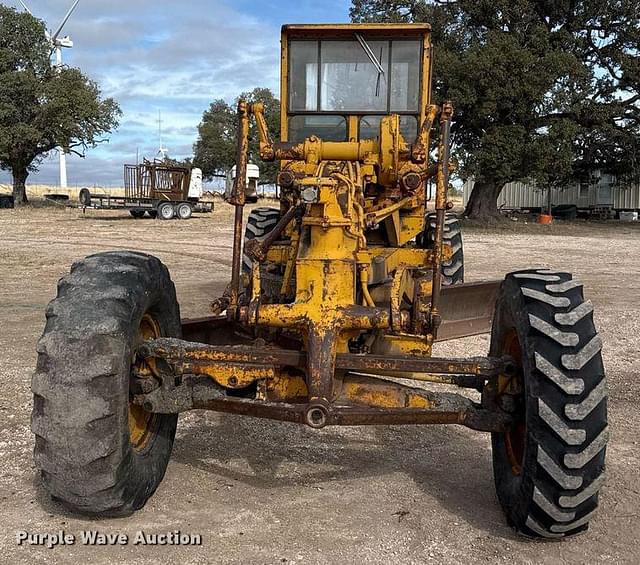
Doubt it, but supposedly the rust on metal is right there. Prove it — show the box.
[135,374,510,432]
[227,101,250,319]
[427,101,454,339]
[243,204,300,264]
[140,337,507,380]
[435,280,502,341]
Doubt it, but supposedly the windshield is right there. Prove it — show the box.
[289,39,422,113]
[321,40,389,111]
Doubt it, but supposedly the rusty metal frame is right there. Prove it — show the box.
[135,375,510,432]
[141,337,507,379]
[134,336,514,432]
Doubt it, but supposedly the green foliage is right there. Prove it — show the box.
[164,156,193,167]
[351,0,640,216]
[192,99,236,180]
[193,87,280,184]
[0,5,121,203]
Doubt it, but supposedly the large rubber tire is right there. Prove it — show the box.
[129,210,145,219]
[418,212,464,285]
[489,269,607,538]
[32,251,181,515]
[242,207,280,273]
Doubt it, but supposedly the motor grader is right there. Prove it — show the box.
[32,23,607,539]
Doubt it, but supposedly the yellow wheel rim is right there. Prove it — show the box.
[128,314,161,451]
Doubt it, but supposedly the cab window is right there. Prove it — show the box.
[359,115,419,141]
[320,40,389,112]
[288,38,422,113]
[288,115,347,143]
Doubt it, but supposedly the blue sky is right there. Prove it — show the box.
[1,0,351,188]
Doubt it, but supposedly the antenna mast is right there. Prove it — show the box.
[157,111,169,160]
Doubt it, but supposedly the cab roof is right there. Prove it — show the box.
[282,23,431,39]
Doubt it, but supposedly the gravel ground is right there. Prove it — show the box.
[0,203,638,564]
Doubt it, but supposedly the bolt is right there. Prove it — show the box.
[305,405,328,429]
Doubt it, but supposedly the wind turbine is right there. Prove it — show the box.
[19,0,81,188]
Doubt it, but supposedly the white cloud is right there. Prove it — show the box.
[2,0,350,186]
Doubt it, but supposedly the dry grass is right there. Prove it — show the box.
[0,183,126,200]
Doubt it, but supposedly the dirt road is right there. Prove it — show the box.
[1,204,638,564]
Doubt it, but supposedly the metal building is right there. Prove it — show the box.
[463,173,640,213]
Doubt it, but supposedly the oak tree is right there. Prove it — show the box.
[0,5,120,204]
[193,87,280,184]
[351,0,640,218]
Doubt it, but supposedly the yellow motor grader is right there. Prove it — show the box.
[32,23,607,538]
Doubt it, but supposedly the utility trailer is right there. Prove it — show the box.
[79,162,213,219]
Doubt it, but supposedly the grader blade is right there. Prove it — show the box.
[435,280,501,341]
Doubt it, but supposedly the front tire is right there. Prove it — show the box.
[242,207,289,303]
[32,252,181,515]
[488,269,607,538]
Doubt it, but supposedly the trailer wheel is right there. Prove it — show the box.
[147,210,157,219]
[78,188,91,207]
[418,212,464,285]
[129,210,145,219]
[157,202,174,220]
[488,269,607,538]
[176,202,193,220]
[32,252,181,515]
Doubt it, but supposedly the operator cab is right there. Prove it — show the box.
[282,24,432,144]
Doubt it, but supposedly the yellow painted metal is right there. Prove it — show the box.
[282,23,432,33]
[129,314,160,451]
[265,244,291,265]
[191,363,275,389]
[338,374,433,409]
[421,32,433,129]
[347,115,359,141]
[368,247,450,284]
[227,24,458,409]
[372,333,433,358]
[279,28,289,142]
[267,371,309,402]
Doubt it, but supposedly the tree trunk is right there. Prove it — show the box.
[12,167,29,205]
[464,180,504,220]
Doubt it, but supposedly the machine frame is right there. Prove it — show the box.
[33,23,607,539]
[132,24,509,431]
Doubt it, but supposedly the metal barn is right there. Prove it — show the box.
[463,173,640,213]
